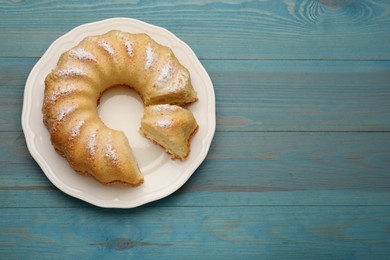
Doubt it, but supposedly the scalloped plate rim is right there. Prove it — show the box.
[21,18,215,208]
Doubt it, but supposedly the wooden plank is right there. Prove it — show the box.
[211,60,390,131]
[0,207,389,259]
[2,58,390,132]
[2,188,390,208]
[1,131,389,207]
[3,131,390,189]
[0,0,389,59]
[0,58,36,131]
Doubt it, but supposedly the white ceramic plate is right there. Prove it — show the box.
[22,18,215,208]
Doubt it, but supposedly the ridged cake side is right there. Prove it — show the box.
[42,30,198,186]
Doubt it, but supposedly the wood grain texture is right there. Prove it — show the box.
[211,59,390,131]
[3,189,390,209]
[1,131,389,207]
[0,0,389,59]
[0,207,389,259]
[1,58,390,132]
[1,0,390,258]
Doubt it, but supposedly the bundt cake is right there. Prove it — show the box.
[140,104,198,160]
[42,30,198,186]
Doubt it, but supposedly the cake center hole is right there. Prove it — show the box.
[97,85,165,171]
[97,85,144,144]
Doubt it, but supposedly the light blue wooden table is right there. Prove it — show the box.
[1,0,390,258]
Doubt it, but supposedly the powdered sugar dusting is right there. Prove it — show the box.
[70,120,85,139]
[151,104,179,112]
[145,45,156,69]
[155,69,188,93]
[49,84,76,104]
[51,104,77,132]
[88,131,97,157]
[155,119,173,128]
[56,68,86,77]
[124,40,133,56]
[57,105,77,122]
[171,70,189,92]
[157,62,172,83]
[98,40,115,56]
[68,48,96,61]
[105,143,117,161]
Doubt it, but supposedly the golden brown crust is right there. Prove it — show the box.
[73,169,144,187]
[140,105,198,160]
[42,30,198,187]
[165,125,198,160]
[181,124,199,160]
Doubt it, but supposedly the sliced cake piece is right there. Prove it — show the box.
[140,104,198,160]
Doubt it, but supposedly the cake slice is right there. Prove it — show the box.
[140,104,198,160]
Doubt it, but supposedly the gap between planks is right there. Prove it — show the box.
[1,56,390,62]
